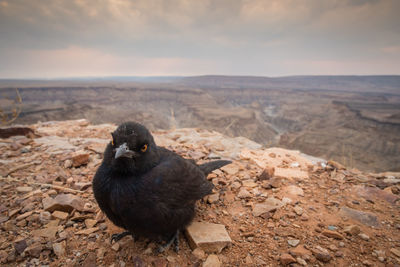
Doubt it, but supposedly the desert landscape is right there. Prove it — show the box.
[1,75,400,172]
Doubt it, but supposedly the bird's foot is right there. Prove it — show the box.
[157,231,179,253]
[110,231,133,244]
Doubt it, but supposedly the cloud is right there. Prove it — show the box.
[0,0,399,77]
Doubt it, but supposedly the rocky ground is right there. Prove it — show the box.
[0,119,399,266]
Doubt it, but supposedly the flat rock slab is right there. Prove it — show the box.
[42,194,85,213]
[253,197,284,216]
[340,207,380,228]
[185,222,231,253]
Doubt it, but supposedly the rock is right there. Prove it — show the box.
[31,226,59,239]
[207,193,219,204]
[185,222,232,253]
[288,239,300,247]
[390,248,400,257]
[203,254,220,267]
[296,257,307,266]
[71,151,90,167]
[339,207,380,228]
[153,259,168,267]
[74,182,92,191]
[289,245,312,258]
[85,219,97,228]
[252,197,284,216]
[0,250,8,263]
[192,248,206,260]
[16,186,33,193]
[52,241,66,257]
[82,252,97,267]
[76,227,99,235]
[268,177,281,188]
[358,233,370,241]
[111,242,120,251]
[242,179,258,188]
[237,188,251,199]
[322,230,344,240]
[344,225,361,235]
[327,160,345,170]
[42,194,85,212]
[315,252,332,263]
[14,238,28,254]
[64,159,73,168]
[24,243,43,257]
[39,211,51,224]
[221,164,239,175]
[283,185,304,197]
[258,166,275,180]
[52,211,69,220]
[16,211,33,221]
[293,206,303,216]
[0,126,35,138]
[280,253,296,265]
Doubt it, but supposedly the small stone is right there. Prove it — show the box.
[258,166,275,180]
[16,211,33,221]
[315,252,332,262]
[192,248,206,260]
[343,225,361,235]
[328,244,338,251]
[85,219,97,228]
[358,233,370,241]
[71,151,90,167]
[284,185,304,197]
[14,238,28,254]
[252,197,284,216]
[269,177,281,188]
[294,206,303,216]
[31,226,59,239]
[186,222,232,253]
[39,211,51,224]
[52,241,66,257]
[16,186,33,193]
[153,259,168,267]
[76,227,99,235]
[52,211,69,220]
[390,248,400,257]
[339,242,345,247]
[203,254,220,267]
[280,253,296,265]
[111,242,120,251]
[24,243,43,257]
[288,239,300,247]
[296,257,307,266]
[207,193,219,204]
[64,159,73,168]
[322,230,344,240]
[237,188,251,199]
[221,164,239,175]
[43,194,85,212]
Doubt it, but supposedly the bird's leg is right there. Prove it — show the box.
[110,231,133,243]
[157,230,179,253]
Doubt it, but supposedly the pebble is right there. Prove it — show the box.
[288,239,300,247]
[185,222,232,253]
[358,233,370,241]
[203,254,220,267]
[280,253,296,265]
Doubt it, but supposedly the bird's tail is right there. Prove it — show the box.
[199,160,232,175]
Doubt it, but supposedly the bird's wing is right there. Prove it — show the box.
[143,155,213,206]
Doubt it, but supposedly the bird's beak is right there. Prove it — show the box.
[115,143,136,159]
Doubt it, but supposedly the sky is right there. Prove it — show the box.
[0,0,399,78]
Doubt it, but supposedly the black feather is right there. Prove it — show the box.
[92,122,231,242]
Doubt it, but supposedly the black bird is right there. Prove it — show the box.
[92,122,231,252]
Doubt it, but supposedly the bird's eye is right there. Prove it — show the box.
[141,144,148,152]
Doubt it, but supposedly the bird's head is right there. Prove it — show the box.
[105,122,159,174]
